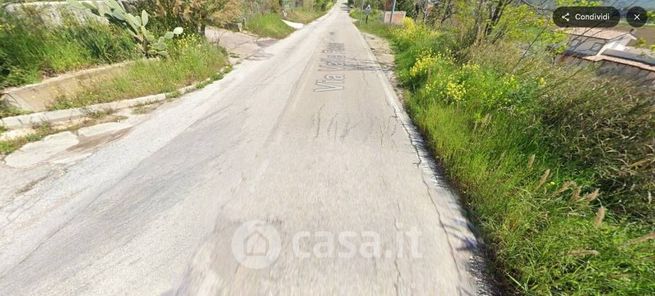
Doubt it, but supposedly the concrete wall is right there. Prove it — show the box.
[1,63,130,112]
[381,11,405,25]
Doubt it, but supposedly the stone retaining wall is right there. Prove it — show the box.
[3,1,108,25]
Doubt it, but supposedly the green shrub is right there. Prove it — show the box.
[133,0,242,35]
[311,0,332,11]
[69,0,184,58]
[60,21,136,63]
[382,20,655,295]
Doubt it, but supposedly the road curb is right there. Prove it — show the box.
[0,66,230,131]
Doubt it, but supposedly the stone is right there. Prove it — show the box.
[77,122,133,141]
[4,131,79,168]
[0,129,35,141]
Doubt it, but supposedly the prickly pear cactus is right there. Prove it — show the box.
[68,0,183,57]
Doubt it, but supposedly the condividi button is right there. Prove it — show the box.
[553,6,621,28]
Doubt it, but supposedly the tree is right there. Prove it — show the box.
[395,0,417,18]
[144,0,242,35]
[69,0,183,57]
[426,0,455,25]
[182,0,242,34]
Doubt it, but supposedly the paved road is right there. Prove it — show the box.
[0,2,484,295]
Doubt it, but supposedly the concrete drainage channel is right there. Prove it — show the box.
[0,66,231,168]
[0,20,298,169]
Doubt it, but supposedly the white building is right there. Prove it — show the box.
[560,28,654,89]
[565,28,637,57]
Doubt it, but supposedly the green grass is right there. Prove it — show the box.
[354,13,655,295]
[0,111,116,156]
[350,9,390,37]
[0,124,53,156]
[0,105,24,119]
[408,99,655,295]
[245,13,295,39]
[285,8,324,24]
[50,35,228,110]
[0,14,137,89]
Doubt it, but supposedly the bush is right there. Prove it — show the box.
[393,20,655,224]
[133,0,242,35]
[539,77,655,221]
[311,0,332,11]
[384,20,655,295]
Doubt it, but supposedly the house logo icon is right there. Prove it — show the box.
[231,220,281,269]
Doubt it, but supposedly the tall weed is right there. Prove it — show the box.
[245,13,294,39]
[386,19,655,294]
[50,35,227,109]
[0,13,136,88]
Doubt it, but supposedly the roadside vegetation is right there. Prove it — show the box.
[0,110,118,156]
[352,1,654,295]
[0,0,328,157]
[0,0,329,95]
[284,0,334,23]
[285,8,324,24]
[0,123,55,155]
[246,13,295,38]
[245,0,333,37]
[0,0,237,118]
[50,35,228,109]
[350,9,388,36]
[0,10,137,89]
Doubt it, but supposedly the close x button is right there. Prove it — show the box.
[553,6,620,28]
[626,7,648,27]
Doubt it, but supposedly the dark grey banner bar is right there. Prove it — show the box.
[553,6,621,28]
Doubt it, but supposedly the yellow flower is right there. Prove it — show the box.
[446,80,466,102]
[403,18,416,31]
[462,63,480,72]
[409,51,437,78]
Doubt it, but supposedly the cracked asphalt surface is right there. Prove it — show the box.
[0,2,485,295]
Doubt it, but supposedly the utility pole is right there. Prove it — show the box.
[388,0,397,23]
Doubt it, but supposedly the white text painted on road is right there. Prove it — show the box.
[315,42,345,92]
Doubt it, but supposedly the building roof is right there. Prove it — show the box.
[622,47,655,58]
[584,54,655,72]
[566,28,637,41]
[603,47,655,66]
